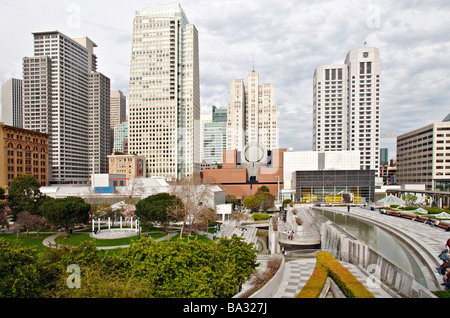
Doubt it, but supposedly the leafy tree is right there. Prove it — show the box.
[257,185,270,193]
[39,196,90,232]
[123,236,258,297]
[137,192,183,231]
[243,194,264,212]
[7,175,43,218]
[255,189,275,211]
[404,193,418,205]
[282,199,292,208]
[0,237,43,297]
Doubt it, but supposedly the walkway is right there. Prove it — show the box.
[42,230,179,249]
[216,220,258,245]
[270,205,450,298]
[277,206,320,248]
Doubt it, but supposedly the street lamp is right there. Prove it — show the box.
[66,202,70,239]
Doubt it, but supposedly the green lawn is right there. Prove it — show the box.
[1,228,212,253]
[0,232,54,251]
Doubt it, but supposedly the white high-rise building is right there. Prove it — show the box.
[22,31,109,184]
[313,47,381,171]
[1,78,23,128]
[313,65,348,152]
[128,3,200,180]
[227,70,278,153]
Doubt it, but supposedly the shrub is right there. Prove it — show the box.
[296,252,375,298]
[252,213,270,221]
[295,262,328,298]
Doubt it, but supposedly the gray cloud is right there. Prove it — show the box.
[1,0,449,162]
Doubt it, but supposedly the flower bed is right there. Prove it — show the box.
[296,251,375,298]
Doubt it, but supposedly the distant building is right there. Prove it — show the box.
[113,122,128,154]
[283,150,361,190]
[203,106,227,164]
[202,149,285,200]
[380,148,388,166]
[397,120,450,191]
[1,78,23,128]
[227,70,278,153]
[0,123,49,189]
[110,90,127,155]
[108,154,146,186]
[88,72,111,174]
[128,3,200,180]
[22,31,109,184]
[293,170,375,204]
[313,47,381,171]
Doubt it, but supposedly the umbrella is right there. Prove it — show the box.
[414,208,428,214]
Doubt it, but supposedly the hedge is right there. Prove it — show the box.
[296,251,375,298]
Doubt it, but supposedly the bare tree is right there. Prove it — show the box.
[15,211,46,237]
[169,175,218,240]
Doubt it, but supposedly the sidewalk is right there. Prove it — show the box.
[42,230,179,249]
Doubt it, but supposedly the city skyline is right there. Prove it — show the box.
[1,1,449,162]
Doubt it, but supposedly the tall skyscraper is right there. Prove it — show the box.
[128,3,200,180]
[227,70,278,153]
[313,47,381,171]
[110,90,127,156]
[88,72,111,174]
[22,31,110,184]
[313,65,348,152]
[1,78,23,128]
[110,90,127,129]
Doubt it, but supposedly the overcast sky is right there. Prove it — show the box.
[1,0,449,161]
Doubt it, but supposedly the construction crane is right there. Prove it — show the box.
[381,129,399,139]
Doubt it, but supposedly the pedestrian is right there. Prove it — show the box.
[439,250,449,261]
[282,246,285,255]
[438,259,450,275]
[442,269,450,290]
[347,205,350,213]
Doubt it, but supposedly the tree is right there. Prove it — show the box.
[39,197,90,232]
[243,194,264,212]
[7,175,43,218]
[255,189,275,212]
[0,237,43,297]
[15,211,46,237]
[137,192,183,231]
[170,175,218,240]
[404,193,418,205]
[0,201,10,229]
[257,185,270,193]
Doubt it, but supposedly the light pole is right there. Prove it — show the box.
[66,202,70,239]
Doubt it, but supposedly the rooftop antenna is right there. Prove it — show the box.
[252,53,255,72]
